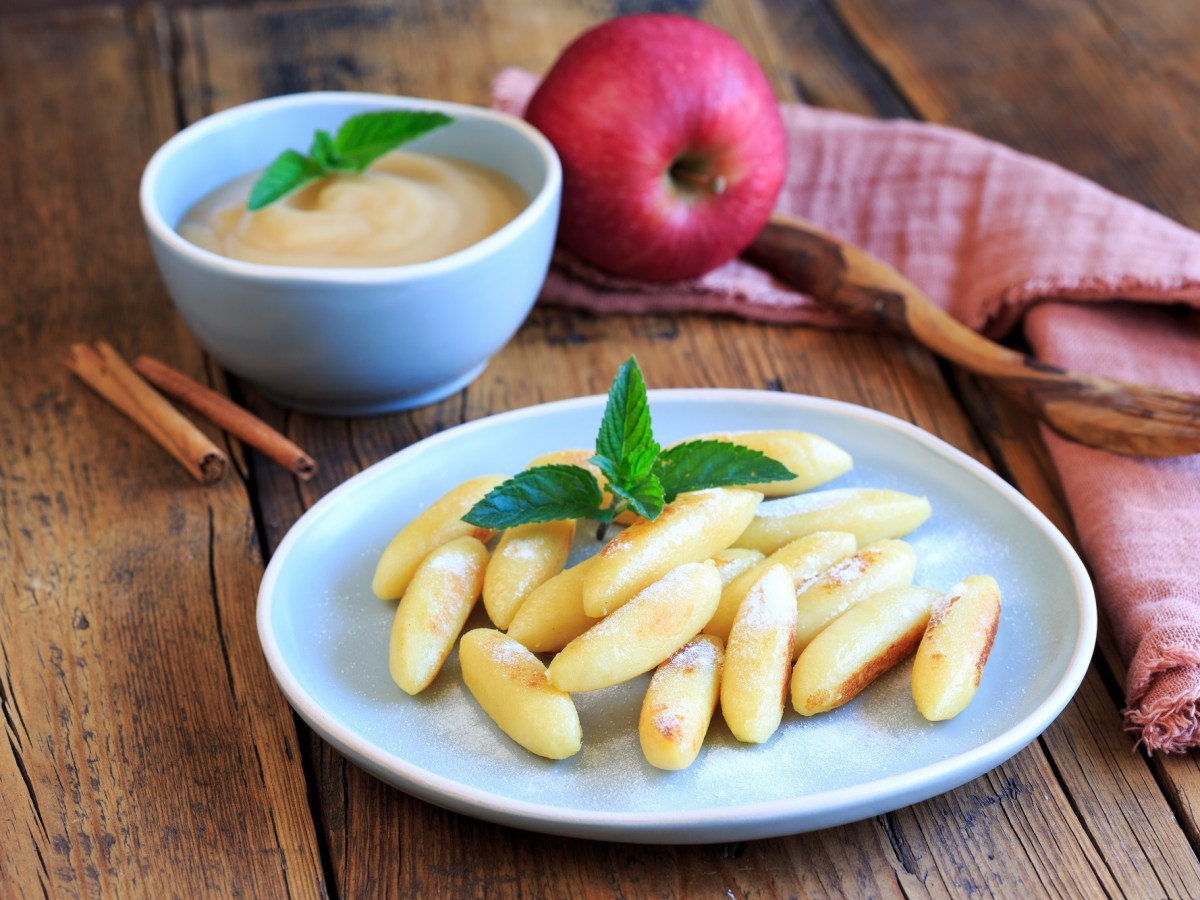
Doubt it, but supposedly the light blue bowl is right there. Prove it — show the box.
[140,92,561,415]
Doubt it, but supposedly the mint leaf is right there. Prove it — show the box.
[586,357,666,533]
[593,357,660,484]
[656,439,796,502]
[589,449,650,488]
[595,357,656,465]
[610,472,664,521]
[246,110,455,210]
[333,110,453,170]
[308,129,337,169]
[246,150,327,211]
[463,464,605,529]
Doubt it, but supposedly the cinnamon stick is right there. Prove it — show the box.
[66,342,228,484]
[133,354,317,481]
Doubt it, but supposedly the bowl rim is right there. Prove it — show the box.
[139,90,562,285]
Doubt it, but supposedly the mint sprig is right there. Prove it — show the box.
[246,110,454,211]
[463,357,797,533]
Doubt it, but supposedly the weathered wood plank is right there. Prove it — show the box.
[759,0,916,118]
[0,6,325,895]
[834,0,1200,226]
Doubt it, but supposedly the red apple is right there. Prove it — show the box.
[525,14,788,283]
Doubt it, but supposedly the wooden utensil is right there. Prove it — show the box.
[743,213,1200,457]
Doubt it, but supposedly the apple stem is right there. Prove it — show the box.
[672,166,727,195]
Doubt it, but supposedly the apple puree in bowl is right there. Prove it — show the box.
[178,150,529,268]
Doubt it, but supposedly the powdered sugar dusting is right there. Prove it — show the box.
[660,636,722,675]
[485,634,540,673]
[734,568,795,634]
[649,707,686,741]
[423,541,484,580]
[500,538,543,561]
[796,550,871,595]
[756,489,856,519]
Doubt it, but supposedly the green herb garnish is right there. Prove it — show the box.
[246,110,454,211]
[464,357,797,535]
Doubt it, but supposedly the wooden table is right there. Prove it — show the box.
[4,0,1200,896]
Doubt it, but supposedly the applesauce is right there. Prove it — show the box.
[177,151,529,267]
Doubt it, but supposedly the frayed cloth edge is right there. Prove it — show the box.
[1123,648,1200,754]
[1124,692,1200,755]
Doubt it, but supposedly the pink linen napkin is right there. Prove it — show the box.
[494,68,1200,753]
[1026,304,1200,752]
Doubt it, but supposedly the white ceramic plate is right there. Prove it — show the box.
[257,390,1095,843]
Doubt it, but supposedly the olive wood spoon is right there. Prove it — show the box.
[743,212,1200,457]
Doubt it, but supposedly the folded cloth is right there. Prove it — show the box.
[1027,304,1200,752]
[495,67,1200,752]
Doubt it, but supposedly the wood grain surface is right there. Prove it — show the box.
[2,0,1199,897]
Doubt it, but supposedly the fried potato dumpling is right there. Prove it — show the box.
[720,565,797,744]
[483,519,575,630]
[583,487,761,617]
[639,634,725,770]
[791,584,940,716]
[372,475,503,600]
[685,429,853,496]
[460,628,582,760]
[388,536,488,695]
[793,539,916,655]
[505,556,601,653]
[912,575,1001,721]
[705,531,857,642]
[733,488,931,555]
[549,561,722,693]
[525,448,597,469]
[709,548,766,585]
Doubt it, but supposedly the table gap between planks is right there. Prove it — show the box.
[2,0,1199,896]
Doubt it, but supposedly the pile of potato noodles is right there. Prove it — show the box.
[372,430,1001,767]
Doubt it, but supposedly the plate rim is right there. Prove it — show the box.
[257,388,1097,841]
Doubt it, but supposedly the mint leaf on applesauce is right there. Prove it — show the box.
[463,357,797,534]
[247,109,454,211]
[246,150,328,211]
[332,110,453,169]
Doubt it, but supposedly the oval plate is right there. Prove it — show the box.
[257,390,1095,843]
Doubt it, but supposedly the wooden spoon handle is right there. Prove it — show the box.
[744,212,1067,382]
[744,212,1200,457]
